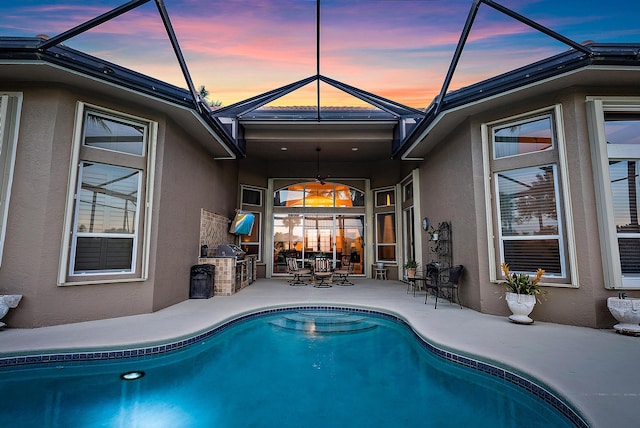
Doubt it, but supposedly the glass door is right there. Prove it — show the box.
[335,215,365,274]
[403,206,415,265]
[303,215,334,263]
[273,214,303,274]
[272,213,365,275]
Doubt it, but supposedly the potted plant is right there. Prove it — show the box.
[404,260,419,278]
[427,225,439,241]
[500,262,545,324]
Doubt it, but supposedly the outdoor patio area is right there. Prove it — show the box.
[1,277,638,427]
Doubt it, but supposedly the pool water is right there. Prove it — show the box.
[0,310,577,427]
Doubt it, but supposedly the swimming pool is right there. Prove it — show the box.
[0,307,586,427]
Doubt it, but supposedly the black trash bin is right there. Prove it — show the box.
[190,264,214,298]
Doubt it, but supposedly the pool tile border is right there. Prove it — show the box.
[0,305,588,428]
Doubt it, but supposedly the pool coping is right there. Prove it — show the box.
[0,304,589,428]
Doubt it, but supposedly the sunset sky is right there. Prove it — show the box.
[1,0,638,109]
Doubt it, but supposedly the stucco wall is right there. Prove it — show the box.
[151,123,238,311]
[0,85,237,327]
[419,87,639,328]
[418,120,482,312]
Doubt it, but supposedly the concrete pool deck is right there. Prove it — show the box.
[1,278,638,427]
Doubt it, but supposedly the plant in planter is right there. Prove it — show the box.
[427,225,439,241]
[404,260,419,278]
[427,225,442,256]
[501,262,545,324]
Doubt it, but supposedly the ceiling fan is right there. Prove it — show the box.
[314,147,330,185]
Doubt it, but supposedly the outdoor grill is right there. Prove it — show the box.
[215,244,245,260]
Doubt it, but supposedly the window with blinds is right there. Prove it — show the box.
[64,105,155,281]
[605,114,640,278]
[495,165,562,274]
[488,109,568,280]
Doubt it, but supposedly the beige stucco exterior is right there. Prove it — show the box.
[0,81,238,328]
[416,82,640,328]
[1,59,640,329]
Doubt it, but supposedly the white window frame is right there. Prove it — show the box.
[492,113,555,160]
[587,97,640,289]
[58,102,157,285]
[0,93,23,267]
[493,164,566,277]
[375,187,395,208]
[482,104,577,287]
[239,210,262,262]
[69,162,143,275]
[241,185,263,207]
[375,211,397,263]
[240,185,264,262]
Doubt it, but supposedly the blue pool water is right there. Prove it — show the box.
[0,309,580,427]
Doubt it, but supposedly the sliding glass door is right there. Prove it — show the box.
[272,214,364,275]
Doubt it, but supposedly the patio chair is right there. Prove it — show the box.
[334,255,354,286]
[313,257,333,288]
[286,257,311,286]
[426,265,464,309]
[407,262,439,297]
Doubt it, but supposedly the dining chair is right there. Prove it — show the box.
[313,257,333,287]
[426,264,464,308]
[286,256,311,286]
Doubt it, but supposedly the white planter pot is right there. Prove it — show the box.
[505,292,536,324]
[607,297,640,335]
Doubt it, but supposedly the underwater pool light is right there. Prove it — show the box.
[120,370,145,381]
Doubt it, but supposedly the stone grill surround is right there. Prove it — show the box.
[199,208,234,256]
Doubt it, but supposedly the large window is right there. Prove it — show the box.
[485,107,570,282]
[495,165,562,274]
[240,185,264,261]
[71,163,141,273]
[274,182,364,207]
[61,105,156,283]
[589,100,640,288]
[376,212,396,262]
[0,94,21,266]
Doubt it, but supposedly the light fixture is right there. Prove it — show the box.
[120,370,145,381]
[352,147,358,151]
[281,147,288,151]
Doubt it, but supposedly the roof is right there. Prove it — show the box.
[0,36,244,159]
[395,42,640,159]
[1,0,639,161]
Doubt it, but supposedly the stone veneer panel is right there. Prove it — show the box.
[196,256,256,296]
[199,209,234,257]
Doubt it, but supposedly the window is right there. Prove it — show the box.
[83,111,145,156]
[588,99,640,288]
[240,212,262,260]
[403,181,413,202]
[376,212,396,262]
[240,185,264,261]
[485,107,571,282]
[495,165,562,274]
[71,163,141,273]
[375,188,395,207]
[242,186,262,206]
[0,94,22,266]
[493,115,553,159]
[608,160,640,277]
[60,104,156,283]
[274,182,364,207]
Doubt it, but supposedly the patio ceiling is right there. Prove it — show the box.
[240,121,397,162]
